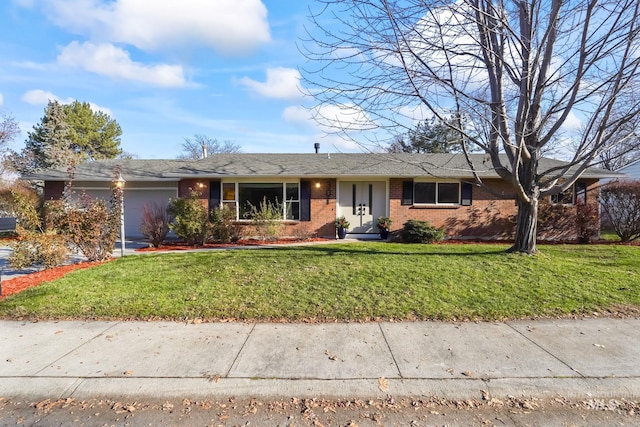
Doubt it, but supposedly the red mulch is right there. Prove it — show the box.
[0,260,110,301]
[136,237,331,252]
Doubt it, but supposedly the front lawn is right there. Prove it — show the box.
[0,242,638,321]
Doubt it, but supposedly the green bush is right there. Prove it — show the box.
[401,219,444,243]
[245,197,284,240]
[210,204,241,243]
[167,191,213,245]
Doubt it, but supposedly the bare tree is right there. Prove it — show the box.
[597,113,640,170]
[177,134,241,160]
[0,113,20,151]
[303,0,640,254]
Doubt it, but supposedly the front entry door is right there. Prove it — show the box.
[338,181,386,233]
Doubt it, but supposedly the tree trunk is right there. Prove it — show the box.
[509,197,539,254]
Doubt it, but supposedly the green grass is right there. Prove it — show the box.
[1,242,639,321]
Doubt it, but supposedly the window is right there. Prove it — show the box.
[551,187,575,205]
[222,182,236,212]
[219,182,300,220]
[551,183,588,206]
[414,182,461,205]
[285,183,300,220]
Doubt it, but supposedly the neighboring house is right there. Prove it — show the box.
[25,153,620,241]
[616,158,640,179]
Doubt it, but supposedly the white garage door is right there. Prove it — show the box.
[81,188,177,238]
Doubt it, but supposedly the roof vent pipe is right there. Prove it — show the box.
[314,142,320,154]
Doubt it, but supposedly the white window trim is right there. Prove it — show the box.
[218,180,301,221]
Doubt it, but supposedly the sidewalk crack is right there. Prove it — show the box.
[33,321,123,376]
[225,322,256,378]
[505,322,584,378]
[378,323,403,378]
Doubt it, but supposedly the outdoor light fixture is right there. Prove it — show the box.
[315,181,321,189]
[196,182,205,189]
[115,172,126,257]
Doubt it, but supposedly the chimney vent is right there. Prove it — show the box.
[314,143,320,154]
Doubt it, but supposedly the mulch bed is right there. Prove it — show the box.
[0,261,110,301]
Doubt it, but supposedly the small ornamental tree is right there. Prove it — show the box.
[46,167,123,261]
[139,201,173,248]
[167,190,213,245]
[600,180,640,242]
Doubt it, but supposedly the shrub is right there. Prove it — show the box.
[139,202,173,248]
[46,191,121,262]
[401,219,444,243]
[10,187,43,232]
[245,197,284,240]
[45,167,123,262]
[167,191,213,245]
[9,230,68,270]
[575,200,599,243]
[210,204,241,243]
[600,180,640,242]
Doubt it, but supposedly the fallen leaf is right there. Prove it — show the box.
[593,343,605,348]
[325,349,338,361]
[378,377,389,392]
[461,371,474,377]
[54,330,63,335]
[123,370,133,376]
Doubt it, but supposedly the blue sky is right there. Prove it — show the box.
[0,0,364,159]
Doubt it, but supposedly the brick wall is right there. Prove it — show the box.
[389,178,602,241]
[178,179,209,208]
[43,181,65,201]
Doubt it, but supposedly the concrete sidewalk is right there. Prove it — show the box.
[1,318,639,401]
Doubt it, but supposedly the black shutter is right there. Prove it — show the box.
[209,180,221,210]
[461,182,473,206]
[401,180,413,205]
[300,180,311,221]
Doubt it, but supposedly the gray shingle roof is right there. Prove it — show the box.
[22,153,622,181]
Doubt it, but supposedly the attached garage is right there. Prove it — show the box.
[72,181,178,238]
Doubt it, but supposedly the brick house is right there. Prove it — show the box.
[30,153,619,241]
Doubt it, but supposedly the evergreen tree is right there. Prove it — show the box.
[7,100,122,176]
[388,116,464,154]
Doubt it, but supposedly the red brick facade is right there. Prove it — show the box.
[43,181,65,201]
[45,175,600,242]
[389,178,601,241]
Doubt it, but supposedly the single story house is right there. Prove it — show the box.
[27,153,620,240]
[615,158,640,179]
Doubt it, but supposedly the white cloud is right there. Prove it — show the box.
[283,105,311,125]
[561,110,583,132]
[283,104,372,151]
[284,104,373,131]
[240,67,303,100]
[57,41,186,87]
[11,0,36,7]
[21,89,60,105]
[21,89,112,116]
[32,0,270,55]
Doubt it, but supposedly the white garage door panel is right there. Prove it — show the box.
[81,189,176,237]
